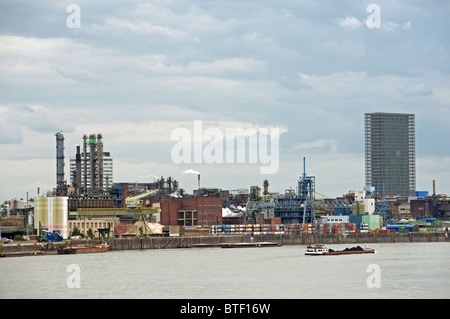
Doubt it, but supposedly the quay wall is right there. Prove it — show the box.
[107,232,447,250]
[0,232,447,253]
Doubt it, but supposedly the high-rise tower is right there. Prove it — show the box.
[365,112,416,196]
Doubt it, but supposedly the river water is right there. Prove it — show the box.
[1,242,449,299]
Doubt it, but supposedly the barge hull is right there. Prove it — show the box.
[325,250,374,255]
[72,246,110,254]
[311,250,375,255]
[180,242,281,249]
[57,245,110,254]
[0,251,46,257]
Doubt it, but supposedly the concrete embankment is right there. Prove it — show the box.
[109,231,448,251]
[0,232,447,253]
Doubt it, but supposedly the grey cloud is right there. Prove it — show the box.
[1,0,450,199]
[399,83,433,97]
[0,105,75,145]
[0,123,23,145]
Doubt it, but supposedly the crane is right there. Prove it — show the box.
[39,221,63,242]
[125,189,160,208]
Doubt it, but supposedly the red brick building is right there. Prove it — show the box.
[151,197,222,226]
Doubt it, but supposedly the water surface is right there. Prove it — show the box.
[1,242,448,299]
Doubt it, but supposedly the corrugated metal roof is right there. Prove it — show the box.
[0,225,27,233]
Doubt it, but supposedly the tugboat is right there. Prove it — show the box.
[305,244,374,255]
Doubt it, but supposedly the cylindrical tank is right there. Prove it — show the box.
[34,197,69,238]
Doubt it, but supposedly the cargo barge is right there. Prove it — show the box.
[221,242,281,248]
[57,244,110,254]
[305,244,375,256]
[0,250,46,257]
[178,242,281,249]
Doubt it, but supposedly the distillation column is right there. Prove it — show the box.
[89,134,97,194]
[83,135,88,194]
[55,132,66,193]
[97,133,104,194]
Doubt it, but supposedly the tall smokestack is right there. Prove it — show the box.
[55,132,65,192]
[75,145,82,194]
[198,174,200,189]
[433,180,436,196]
[303,157,306,178]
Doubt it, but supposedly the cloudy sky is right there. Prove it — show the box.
[1,0,449,202]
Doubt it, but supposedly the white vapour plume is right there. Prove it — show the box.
[139,174,160,179]
[182,169,200,175]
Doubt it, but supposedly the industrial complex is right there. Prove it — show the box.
[1,113,450,246]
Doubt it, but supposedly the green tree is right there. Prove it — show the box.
[71,226,84,238]
[87,228,94,239]
[13,234,25,241]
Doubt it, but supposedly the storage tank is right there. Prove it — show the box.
[362,214,382,230]
[34,197,68,238]
[352,202,365,215]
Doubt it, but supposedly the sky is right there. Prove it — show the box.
[1,0,449,202]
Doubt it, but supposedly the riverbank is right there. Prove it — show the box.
[0,231,447,254]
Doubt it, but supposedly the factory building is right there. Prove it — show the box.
[150,197,222,227]
[68,217,120,238]
[109,178,180,208]
[69,134,113,195]
[68,196,114,212]
[410,197,450,220]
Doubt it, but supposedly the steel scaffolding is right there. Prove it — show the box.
[274,158,315,225]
